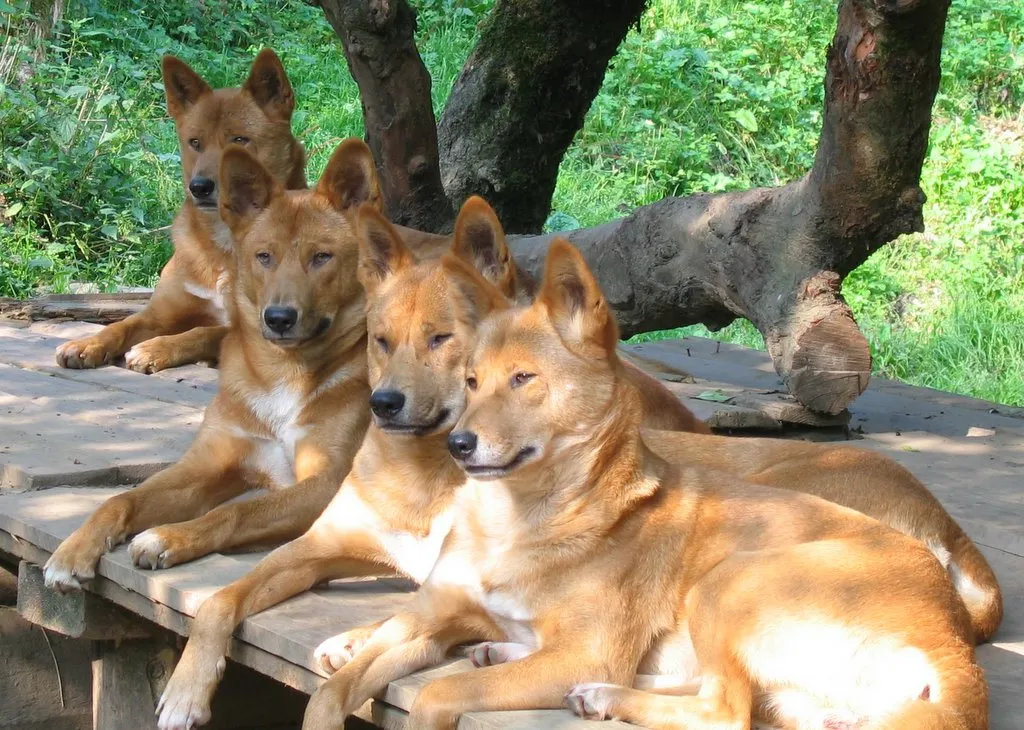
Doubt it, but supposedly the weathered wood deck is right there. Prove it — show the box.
[1,321,1021,729]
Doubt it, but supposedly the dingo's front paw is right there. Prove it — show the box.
[125,337,179,374]
[156,651,226,730]
[313,625,377,677]
[129,527,197,570]
[56,336,117,369]
[565,683,623,722]
[43,535,111,592]
[466,641,533,667]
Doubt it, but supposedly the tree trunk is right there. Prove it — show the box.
[316,0,453,231]
[437,0,648,233]
[511,0,949,414]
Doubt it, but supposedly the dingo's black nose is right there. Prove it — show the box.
[447,431,477,460]
[189,176,216,200]
[263,306,298,334]
[369,389,406,419]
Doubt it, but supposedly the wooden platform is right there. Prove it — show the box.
[1,321,1022,728]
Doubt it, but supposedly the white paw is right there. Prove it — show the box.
[156,655,226,730]
[124,345,144,369]
[124,344,160,374]
[313,631,367,677]
[565,683,619,721]
[129,530,171,570]
[43,554,91,592]
[467,641,534,667]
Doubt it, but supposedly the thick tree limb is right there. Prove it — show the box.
[511,0,950,414]
[437,0,648,233]
[317,0,452,231]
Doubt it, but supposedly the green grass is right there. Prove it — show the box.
[2,0,1023,406]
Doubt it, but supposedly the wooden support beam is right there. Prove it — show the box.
[92,637,172,730]
[17,561,150,640]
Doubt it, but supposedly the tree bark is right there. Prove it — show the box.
[437,0,648,233]
[511,0,950,414]
[316,0,453,231]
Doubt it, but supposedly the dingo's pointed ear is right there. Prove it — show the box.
[162,56,212,119]
[451,196,517,299]
[219,147,280,231]
[358,204,413,293]
[537,239,618,354]
[243,49,295,121]
[440,255,510,325]
[317,138,384,214]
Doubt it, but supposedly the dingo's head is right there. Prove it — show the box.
[448,239,626,478]
[163,49,305,216]
[358,200,510,437]
[219,138,382,348]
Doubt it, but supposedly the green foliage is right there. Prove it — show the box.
[1,0,1022,405]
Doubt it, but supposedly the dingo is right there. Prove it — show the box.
[300,240,991,730]
[44,138,381,590]
[56,49,306,373]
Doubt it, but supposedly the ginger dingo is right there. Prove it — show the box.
[44,138,382,590]
[299,240,991,730]
[56,49,307,373]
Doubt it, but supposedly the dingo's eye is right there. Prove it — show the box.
[311,251,333,268]
[511,372,535,389]
[465,376,478,391]
[255,251,272,267]
[375,336,390,354]
[188,138,201,150]
[428,333,452,350]
[231,136,250,145]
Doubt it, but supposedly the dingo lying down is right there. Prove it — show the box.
[299,240,990,730]
[44,138,384,589]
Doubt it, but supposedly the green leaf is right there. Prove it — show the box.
[694,389,734,403]
[966,156,986,174]
[731,108,758,133]
[4,202,24,218]
[100,225,119,240]
[545,211,582,233]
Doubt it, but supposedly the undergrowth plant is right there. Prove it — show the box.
[1,0,1021,405]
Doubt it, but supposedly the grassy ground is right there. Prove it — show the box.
[1,0,1022,405]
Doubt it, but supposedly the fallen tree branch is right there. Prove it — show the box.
[0,293,152,324]
[511,0,950,414]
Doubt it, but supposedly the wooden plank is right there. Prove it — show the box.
[860,430,1024,544]
[371,698,633,730]
[17,561,149,640]
[0,327,218,408]
[92,638,162,730]
[0,366,201,490]
[0,489,411,677]
[0,293,152,325]
[0,527,336,699]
